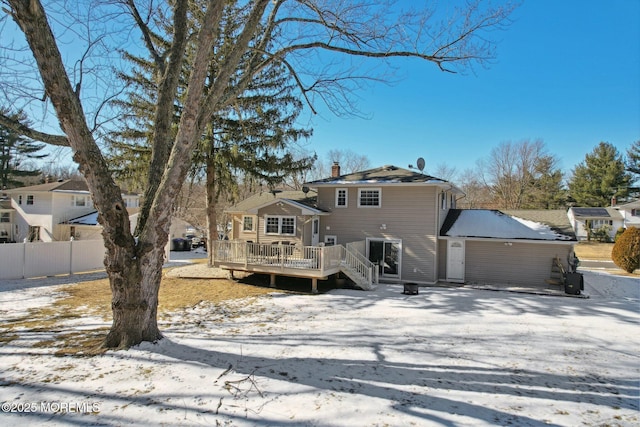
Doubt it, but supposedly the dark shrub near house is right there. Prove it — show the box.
[612,227,640,273]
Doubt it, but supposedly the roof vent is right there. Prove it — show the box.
[382,165,395,171]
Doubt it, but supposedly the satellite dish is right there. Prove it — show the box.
[416,157,425,173]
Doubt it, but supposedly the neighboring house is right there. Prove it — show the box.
[4,180,140,242]
[567,207,623,241]
[0,198,15,243]
[614,200,640,229]
[213,164,576,291]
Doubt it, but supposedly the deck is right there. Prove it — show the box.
[212,241,377,292]
[212,241,345,292]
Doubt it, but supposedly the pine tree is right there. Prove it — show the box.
[627,141,640,176]
[568,142,631,206]
[523,155,566,209]
[107,1,314,256]
[0,109,47,190]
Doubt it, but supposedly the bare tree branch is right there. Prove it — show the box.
[0,112,69,147]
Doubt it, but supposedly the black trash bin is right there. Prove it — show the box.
[403,283,419,295]
[564,272,584,295]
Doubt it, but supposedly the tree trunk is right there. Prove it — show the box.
[206,155,218,267]
[101,229,165,349]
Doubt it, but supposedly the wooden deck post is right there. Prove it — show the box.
[312,278,318,293]
[270,273,276,287]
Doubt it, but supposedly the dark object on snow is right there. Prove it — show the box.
[403,283,419,295]
[564,272,584,295]
[171,238,190,251]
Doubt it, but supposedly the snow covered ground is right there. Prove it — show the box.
[0,266,638,427]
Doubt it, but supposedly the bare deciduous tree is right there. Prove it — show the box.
[0,0,516,348]
[478,139,561,209]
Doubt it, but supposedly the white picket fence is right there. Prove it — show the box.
[0,240,106,280]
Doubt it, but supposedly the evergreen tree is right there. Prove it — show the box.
[523,155,566,209]
[568,142,631,206]
[0,108,47,190]
[627,141,640,177]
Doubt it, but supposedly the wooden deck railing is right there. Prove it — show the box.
[212,241,344,275]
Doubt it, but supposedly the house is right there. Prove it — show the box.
[567,207,623,241]
[213,164,577,292]
[614,200,640,230]
[3,179,140,242]
[0,198,15,243]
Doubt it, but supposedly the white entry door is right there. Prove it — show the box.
[446,239,465,282]
[311,217,320,246]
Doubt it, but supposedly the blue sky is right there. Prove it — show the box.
[299,0,640,177]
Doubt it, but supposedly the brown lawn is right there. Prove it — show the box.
[573,242,613,261]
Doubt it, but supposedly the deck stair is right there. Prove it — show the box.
[340,245,377,290]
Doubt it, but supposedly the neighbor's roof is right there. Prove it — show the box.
[616,200,640,210]
[307,165,459,189]
[66,211,99,225]
[4,179,90,193]
[569,207,622,219]
[503,209,576,240]
[4,180,141,196]
[225,190,323,214]
[64,209,139,226]
[441,209,576,241]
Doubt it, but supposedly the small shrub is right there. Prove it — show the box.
[614,227,625,242]
[591,225,612,243]
[611,227,640,273]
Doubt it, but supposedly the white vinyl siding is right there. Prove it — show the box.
[358,188,381,208]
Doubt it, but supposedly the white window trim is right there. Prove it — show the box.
[357,188,381,208]
[242,215,255,232]
[324,235,337,246]
[26,194,34,205]
[335,188,348,208]
[71,195,88,207]
[264,215,296,236]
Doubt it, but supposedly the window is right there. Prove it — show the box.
[0,212,9,223]
[28,225,40,242]
[71,195,87,207]
[242,216,255,232]
[281,217,295,235]
[324,235,337,246]
[358,188,381,207]
[26,195,34,205]
[335,188,347,208]
[591,219,613,228]
[632,209,639,217]
[265,216,280,234]
[440,192,447,210]
[124,197,138,208]
[18,195,22,205]
[264,215,296,236]
[450,194,456,209]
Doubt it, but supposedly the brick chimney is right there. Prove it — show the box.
[331,162,341,178]
[611,195,617,207]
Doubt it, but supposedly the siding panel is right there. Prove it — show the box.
[317,186,441,283]
[465,241,573,287]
